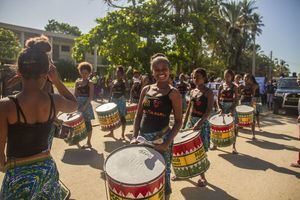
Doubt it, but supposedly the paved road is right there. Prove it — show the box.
[1,101,299,200]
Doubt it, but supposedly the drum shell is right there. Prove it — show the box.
[96,104,121,131]
[236,105,254,127]
[105,145,166,200]
[125,103,138,125]
[210,115,235,147]
[172,131,210,179]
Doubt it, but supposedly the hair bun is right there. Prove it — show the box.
[25,35,51,53]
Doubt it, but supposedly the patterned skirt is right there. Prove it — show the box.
[77,96,95,121]
[112,96,127,117]
[1,157,66,200]
[140,128,172,194]
[185,117,210,152]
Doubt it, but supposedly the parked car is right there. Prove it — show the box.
[273,77,300,114]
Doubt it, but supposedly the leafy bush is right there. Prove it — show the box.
[55,59,78,81]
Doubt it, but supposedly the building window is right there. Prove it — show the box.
[61,45,70,52]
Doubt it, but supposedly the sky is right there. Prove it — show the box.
[0,0,299,74]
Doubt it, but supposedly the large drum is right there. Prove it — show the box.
[96,103,121,131]
[236,105,254,127]
[105,145,166,200]
[210,114,235,147]
[57,112,87,145]
[172,129,210,179]
[125,103,138,125]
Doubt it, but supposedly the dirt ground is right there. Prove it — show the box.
[1,101,299,200]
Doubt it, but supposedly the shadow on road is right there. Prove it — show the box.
[61,148,104,170]
[246,139,300,152]
[259,130,298,141]
[104,139,129,153]
[219,153,300,178]
[181,180,237,200]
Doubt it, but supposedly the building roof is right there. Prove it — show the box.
[0,21,77,40]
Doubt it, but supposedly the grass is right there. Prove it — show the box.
[63,81,75,88]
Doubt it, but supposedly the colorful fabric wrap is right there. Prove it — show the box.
[77,96,95,132]
[1,156,66,200]
[111,96,127,117]
[185,117,210,152]
[139,127,172,194]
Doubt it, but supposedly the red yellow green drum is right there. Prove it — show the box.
[209,114,235,147]
[105,145,166,200]
[172,129,210,179]
[125,103,138,125]
[236,105,254,127]
[57,112,87,145]
[96,103,121,131]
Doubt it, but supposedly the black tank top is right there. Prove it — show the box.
[140,86,173,133]
[112,80,126,99]
[240,86,252,103]
[220,83,235,102]
[7,94,55,158]
[254,87,260,97]
[76,81,90,97]
[191,89,208,118]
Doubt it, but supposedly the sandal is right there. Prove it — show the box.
[81,144,92,149]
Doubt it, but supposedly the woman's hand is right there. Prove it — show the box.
[48,63,60,84]
[154,142,169,152]
[130,137,139,144]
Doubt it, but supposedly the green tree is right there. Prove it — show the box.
[0,28,21,64]
[45,19,82,36]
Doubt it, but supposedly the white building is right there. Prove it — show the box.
[0,22,104,71]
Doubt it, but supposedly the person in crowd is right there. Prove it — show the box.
[131,53,182,196]
[75,62,95,149]
[176,73,189,113]
[106,66,127,139]
[0,35,77,199]
[266,79,276,110]
[213,69,238,153]
[239,73,259,139]
[182,68,213,187]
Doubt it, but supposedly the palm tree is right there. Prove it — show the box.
[250,13,264,75]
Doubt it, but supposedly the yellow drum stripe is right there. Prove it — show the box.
[172,148,206,167]
[211,131,234,139]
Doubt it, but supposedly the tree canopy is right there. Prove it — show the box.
[0,28,21,65]
[72,0,290,77]
[45,19,82,36]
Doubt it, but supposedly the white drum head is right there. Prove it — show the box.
[58,112,81,122]
[105,145,165,185]
[236,105,254,113]
[209,114,233,126]
[96,103,117,112]
[174,129,199,144]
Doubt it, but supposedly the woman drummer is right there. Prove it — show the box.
[213,69,238,153]
[75,62,95,149]
[0,35,77,198]
[239,73,258,139]
[181,68,213,187]
[131,54,182,196]
[106,66,127,139]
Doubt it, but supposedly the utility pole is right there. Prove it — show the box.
[268,51,273,79]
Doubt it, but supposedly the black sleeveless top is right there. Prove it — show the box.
[176,81,188,95]
[254,87,260,98]
[220,83,235,102]
[131,82,141,100]
[112,80,126,99]
[191,89,208,118]
[240,86,252,103]
[140,86,173,133]
[7,94,55,158]
[76,81,90,97]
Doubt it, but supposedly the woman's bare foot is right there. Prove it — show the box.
[81,143,92,149]
[291,162,300,168]
[197,179,207,187]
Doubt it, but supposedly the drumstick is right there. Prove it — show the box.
[222,114,226,124]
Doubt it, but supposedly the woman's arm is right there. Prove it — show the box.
[0,100,8,171]
[132,86,149,141]
[217,85,223,112]
[194,89,213,129]
[48,64,77,114]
